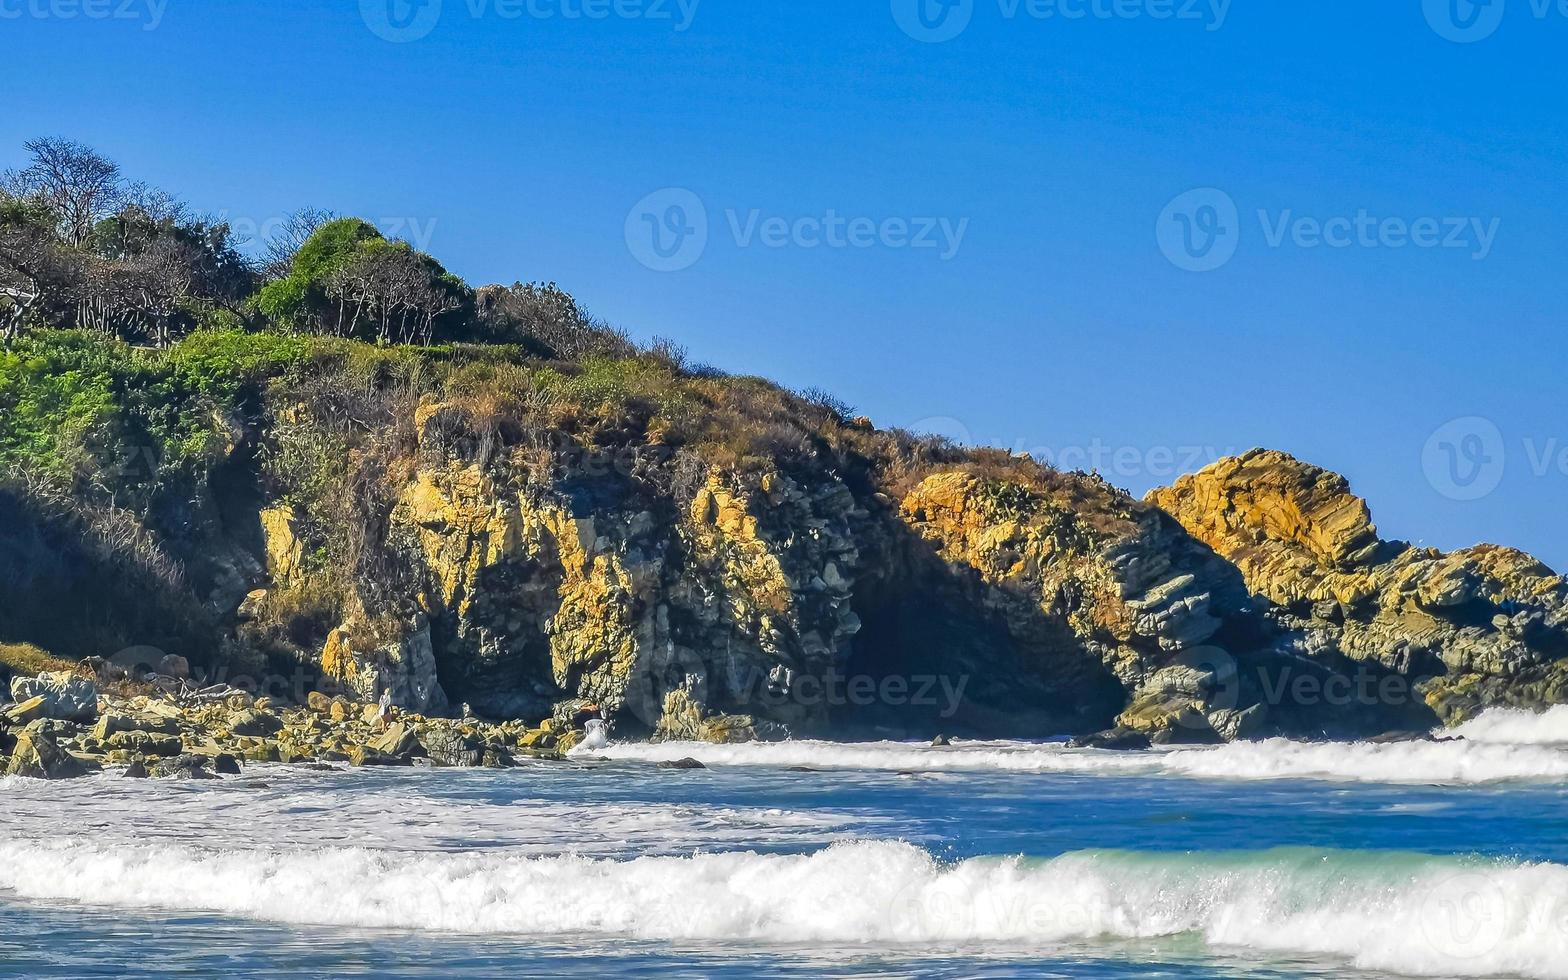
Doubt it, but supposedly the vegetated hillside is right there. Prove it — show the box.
[3,138,1565,744]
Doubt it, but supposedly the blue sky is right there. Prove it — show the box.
[3,0,1564,568]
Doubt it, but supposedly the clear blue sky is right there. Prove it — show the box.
[4,0,1564,569]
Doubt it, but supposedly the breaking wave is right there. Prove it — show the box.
[0,772,861,855]
[587,705,1568,785]
[589,735,1568,785]
[1452,705,1568,745]
[1,839,1565,978]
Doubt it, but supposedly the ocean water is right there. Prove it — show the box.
[5,707,1568,978]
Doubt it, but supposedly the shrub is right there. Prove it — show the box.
[0,641,77,681]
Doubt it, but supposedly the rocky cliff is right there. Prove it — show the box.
[2,334,1563,747]
[1149,449,1568,726]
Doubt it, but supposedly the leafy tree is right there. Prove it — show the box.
[260,219,469,343]
[254,218,382,330]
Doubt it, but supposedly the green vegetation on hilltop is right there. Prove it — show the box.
[0,136,1129,676]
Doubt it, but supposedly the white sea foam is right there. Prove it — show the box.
[1452,704,1568,745]
[0,772,859,855]
[1,838,1565,979]
[587,707,1568,786]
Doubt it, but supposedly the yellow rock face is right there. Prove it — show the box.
[1149,449,1568,720]
[258,505,305,584]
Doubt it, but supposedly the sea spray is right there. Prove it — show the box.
[3,840,1567,978]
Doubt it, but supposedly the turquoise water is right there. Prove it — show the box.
[4,726,1568,978]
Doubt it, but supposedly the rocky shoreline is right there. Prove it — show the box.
[1,666,584,781]
[6,445,1568,778]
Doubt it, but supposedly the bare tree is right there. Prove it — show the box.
[121,182,188,226]
[5,138,124,247]
[261,207,334,281]
[475,281,634,359]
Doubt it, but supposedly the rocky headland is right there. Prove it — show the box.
[2,163,1563,776]
[4,386,1565,781]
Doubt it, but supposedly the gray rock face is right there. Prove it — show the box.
[418,727,483,767]
[9,672,99,723]
[5,725,100,779]
[322,622,448,715]
[1150,449,1568,727]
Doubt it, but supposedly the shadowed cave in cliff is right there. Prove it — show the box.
[831,554,1129,740]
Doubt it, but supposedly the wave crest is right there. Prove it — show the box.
[2,840,1566,978]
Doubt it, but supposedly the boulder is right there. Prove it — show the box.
[158,655,191,680]
[349,746,412,767]
[149,754,217,780]
[9,672,98,723]
[419,727,483,767]
[228,708,283,737]
[320,622,447,714]
[4,696,46,725]
[105,731,183,757]
[5,727,99,779]
[368,722,419,757]
[93,712,181,739]
[1069,728,1152,751]
[657,757,707,770]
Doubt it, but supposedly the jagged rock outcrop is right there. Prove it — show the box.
[320,620,448,715]
[10,671,99,723]
[1150,449,1568,723]
[386,403,868,739]
[891,470,1280,741]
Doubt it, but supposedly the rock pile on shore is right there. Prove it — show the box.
[0,667,584,781]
